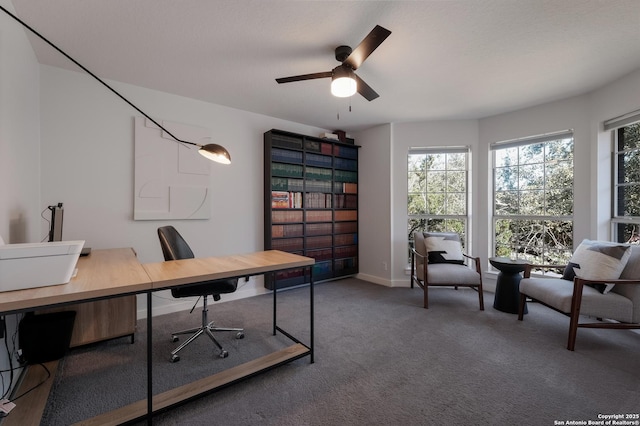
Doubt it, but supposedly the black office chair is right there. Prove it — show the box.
[157,226,244,362]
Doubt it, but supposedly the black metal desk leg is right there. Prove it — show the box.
[272,279,277,336]
[309,267,314,364]
[147,291,153,424]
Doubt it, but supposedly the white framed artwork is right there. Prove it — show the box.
[134,116,212,220]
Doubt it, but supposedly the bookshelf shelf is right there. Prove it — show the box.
[264,129,359,289]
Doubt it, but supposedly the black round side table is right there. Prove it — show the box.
[490,257,529,314]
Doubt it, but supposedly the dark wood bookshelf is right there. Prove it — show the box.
[264,129,359,289]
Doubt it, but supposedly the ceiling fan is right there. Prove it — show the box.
[276,25,391,101]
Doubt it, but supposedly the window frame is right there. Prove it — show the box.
[407,147,471,260]
[610,120,640,244]
[490,130,575,264]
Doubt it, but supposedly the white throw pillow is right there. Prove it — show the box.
[423,232,464,264]
[562,239,632,293]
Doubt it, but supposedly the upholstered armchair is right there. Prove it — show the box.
[410,232,484,310]
[518,240,640,350]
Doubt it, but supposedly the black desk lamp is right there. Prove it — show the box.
[0,5,231,165]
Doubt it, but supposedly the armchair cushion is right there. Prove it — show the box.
[519,277,634,323]
[423,232,464,264]
[561,239,632,293]
[425,263,481,285]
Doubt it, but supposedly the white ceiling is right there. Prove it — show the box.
[8,0,640,132]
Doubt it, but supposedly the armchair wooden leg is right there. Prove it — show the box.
[478,285,484,311]
[517,293,527,321]
[423,285,429,309]
[567,311,579,351]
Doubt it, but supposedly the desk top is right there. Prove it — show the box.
[0,249,315,314]
[144,250,314,290]
[0,248,152,314]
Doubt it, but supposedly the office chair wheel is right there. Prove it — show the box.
[236,332,244,339]
[219,350,229,358]
[170,354,180,363]
[171,335,179,342]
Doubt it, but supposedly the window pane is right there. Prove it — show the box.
[495,167,518,191]
[495,191,518,215]
[546,162,573,189]
[494,218,573,263]
[426,193,445,214]
[426,171,446,192]
[519,164,544,190]
[617,185,640,216]
[614,222,640,244]
[520,191,544,215]
[408,172,425,193]
[495,147,517,168]
[619,124,640,150]
[427,153,446,170]
[408,193,426,214]
[546,189,573,216]
[448,153,466,170]
[408,154,425,172]
[519,143,544,165]
[447,193,466,215]
[447,171,466,192]
[546,138,573,162]
[619,151,640,183]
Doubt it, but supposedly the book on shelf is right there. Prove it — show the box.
[271,191,289,208]
[305,210,332,222]
[272,210,303,223]
[304,192,332,208]
[272,224,304,238]
[272,134,303,149]
[306,235,333,249]
[305,222,332,235]
[334,210,357,221]
[272,148,303,163]
[271,191,302,208]
[271,237,304,251]
[334,221,358,234]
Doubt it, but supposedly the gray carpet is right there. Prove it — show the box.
[41,278,640,425]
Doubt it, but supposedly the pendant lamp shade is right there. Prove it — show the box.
[198,144,231,164]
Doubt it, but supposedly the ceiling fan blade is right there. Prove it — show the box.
[355,74,379,101]
[343,25,391,71]
[276,71,332,84]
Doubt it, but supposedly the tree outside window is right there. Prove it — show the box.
[408,148,469,261]
[492,133,574,264]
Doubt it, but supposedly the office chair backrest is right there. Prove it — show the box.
[157,226,195,261]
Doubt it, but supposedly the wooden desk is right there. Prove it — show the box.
[1,248,151,426]
[2,248,314,425]
[0,248,151,314]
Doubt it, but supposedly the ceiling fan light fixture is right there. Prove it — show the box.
[331,66,357,98]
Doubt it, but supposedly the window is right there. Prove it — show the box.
[491,131,574,264]
[612,121,640,244]
[408,148,469,259]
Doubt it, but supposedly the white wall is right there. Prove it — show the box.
[355,124,393,285]
[0,0,41,244]
[0,0,41,399]
[38,65,328,316]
